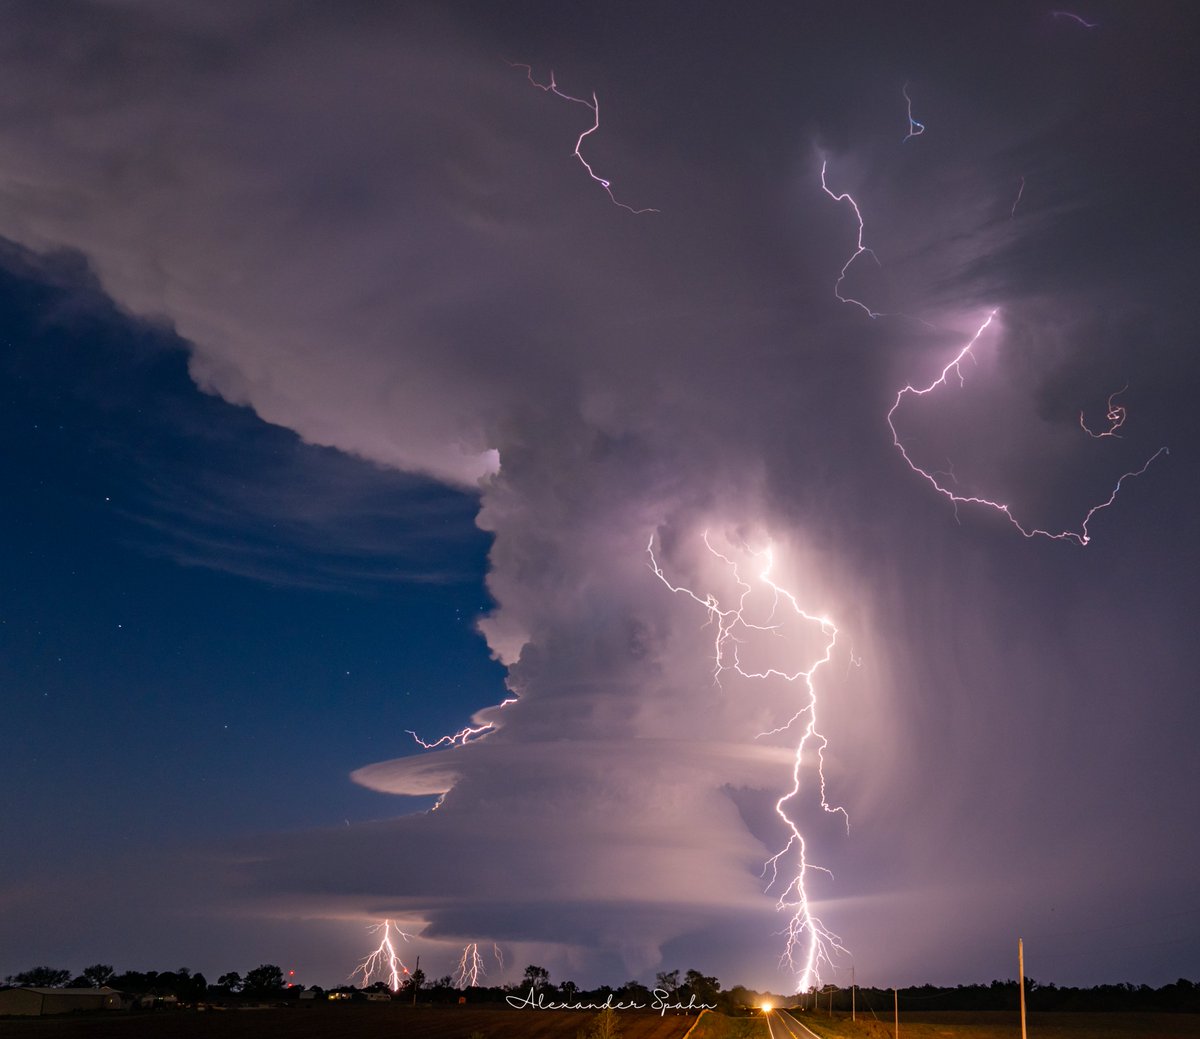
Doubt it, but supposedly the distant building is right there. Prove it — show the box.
[0,986,124,1016]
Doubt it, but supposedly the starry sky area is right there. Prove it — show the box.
[1,0,1197,993]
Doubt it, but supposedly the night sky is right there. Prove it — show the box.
[1,0,1197,994]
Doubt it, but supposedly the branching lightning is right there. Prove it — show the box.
[887,312,1168,544]
[406,697,518,749]
[455,943,486,988]
[818,158,1166,543]
[902,82,925,142]
[648,532,849,990]
[820,160,882,318]
[352,919,413,991]
[508,62,659,214]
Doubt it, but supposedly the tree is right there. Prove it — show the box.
[216,971,243,993]
[655,969,680,995]
[522,964,550,992]
[402,966,426,999]
[682,969,720,1006]
[617,979,653,1004]
[81,964,115,988]
[5,967,71,988]
[243,964,284,995]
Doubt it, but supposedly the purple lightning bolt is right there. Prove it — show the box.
[508,62,659,215]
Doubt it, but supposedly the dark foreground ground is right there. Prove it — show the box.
[782,1008,1200,1038]
[0,1003,700,1038]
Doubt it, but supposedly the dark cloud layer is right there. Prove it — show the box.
[1,0,1196,990]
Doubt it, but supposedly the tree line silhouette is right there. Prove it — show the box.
[4,961,1199,1013]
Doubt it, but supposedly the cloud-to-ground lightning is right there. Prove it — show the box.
[508,62,659,214]
[1080,385,1128,438]
[352,919,413,991]
[455,943,486,989]
[887,312,1168,544]
[453,942,500,988]
[819,160,882,319]
[902,82,925,142]
[648,533,849,991]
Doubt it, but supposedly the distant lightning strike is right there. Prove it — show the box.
[456,943,486,989]
[648,533,848,990]
[820,160,882,319]
[887,312,1168,544]
[902,82,925,142]
[353,919,412,991]
[508,62,659,214]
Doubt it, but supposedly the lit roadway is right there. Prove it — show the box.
[763,1006,824,1039]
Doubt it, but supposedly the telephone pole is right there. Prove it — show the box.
[851,966,856,1022]
[1018,939,1027,1039]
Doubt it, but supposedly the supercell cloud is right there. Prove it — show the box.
[0,0,1196,988]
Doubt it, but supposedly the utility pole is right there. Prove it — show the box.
[851,966,856,1023]
[412,956,420,1007]
[1018,939,1027,1039]
[893,986,899,1039]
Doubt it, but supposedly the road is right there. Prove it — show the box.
[764,1007,826,1039]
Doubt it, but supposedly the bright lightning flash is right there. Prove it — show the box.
[509,62,659,214]
[649,532,849,991]
[352,919,413,991]
[455,943,486,989]
[407,697,518,750]
[887,312,1167,544]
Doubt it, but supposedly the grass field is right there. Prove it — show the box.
[0,1003,700,1039]
[1,1006,1195,1039]
[775,1008,1200,1038]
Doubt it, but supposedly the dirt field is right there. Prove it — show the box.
[781,1008,1200,1038]
[0,1003,702,1039]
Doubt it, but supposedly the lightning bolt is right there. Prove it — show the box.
[1080,385,1129,438]
[406,697,518,749]
[455,943,486,988]
[820,160,883,319]
[887,312,1168,544]
[648,532,849,991]
[508,62,659,214]
[902,82,925,142]
[352,919,413,991]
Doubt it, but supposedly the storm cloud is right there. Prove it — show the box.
[0,0,1195,989]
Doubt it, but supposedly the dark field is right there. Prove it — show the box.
[785,1009,1200,1038]
[0,1004,701,1038]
